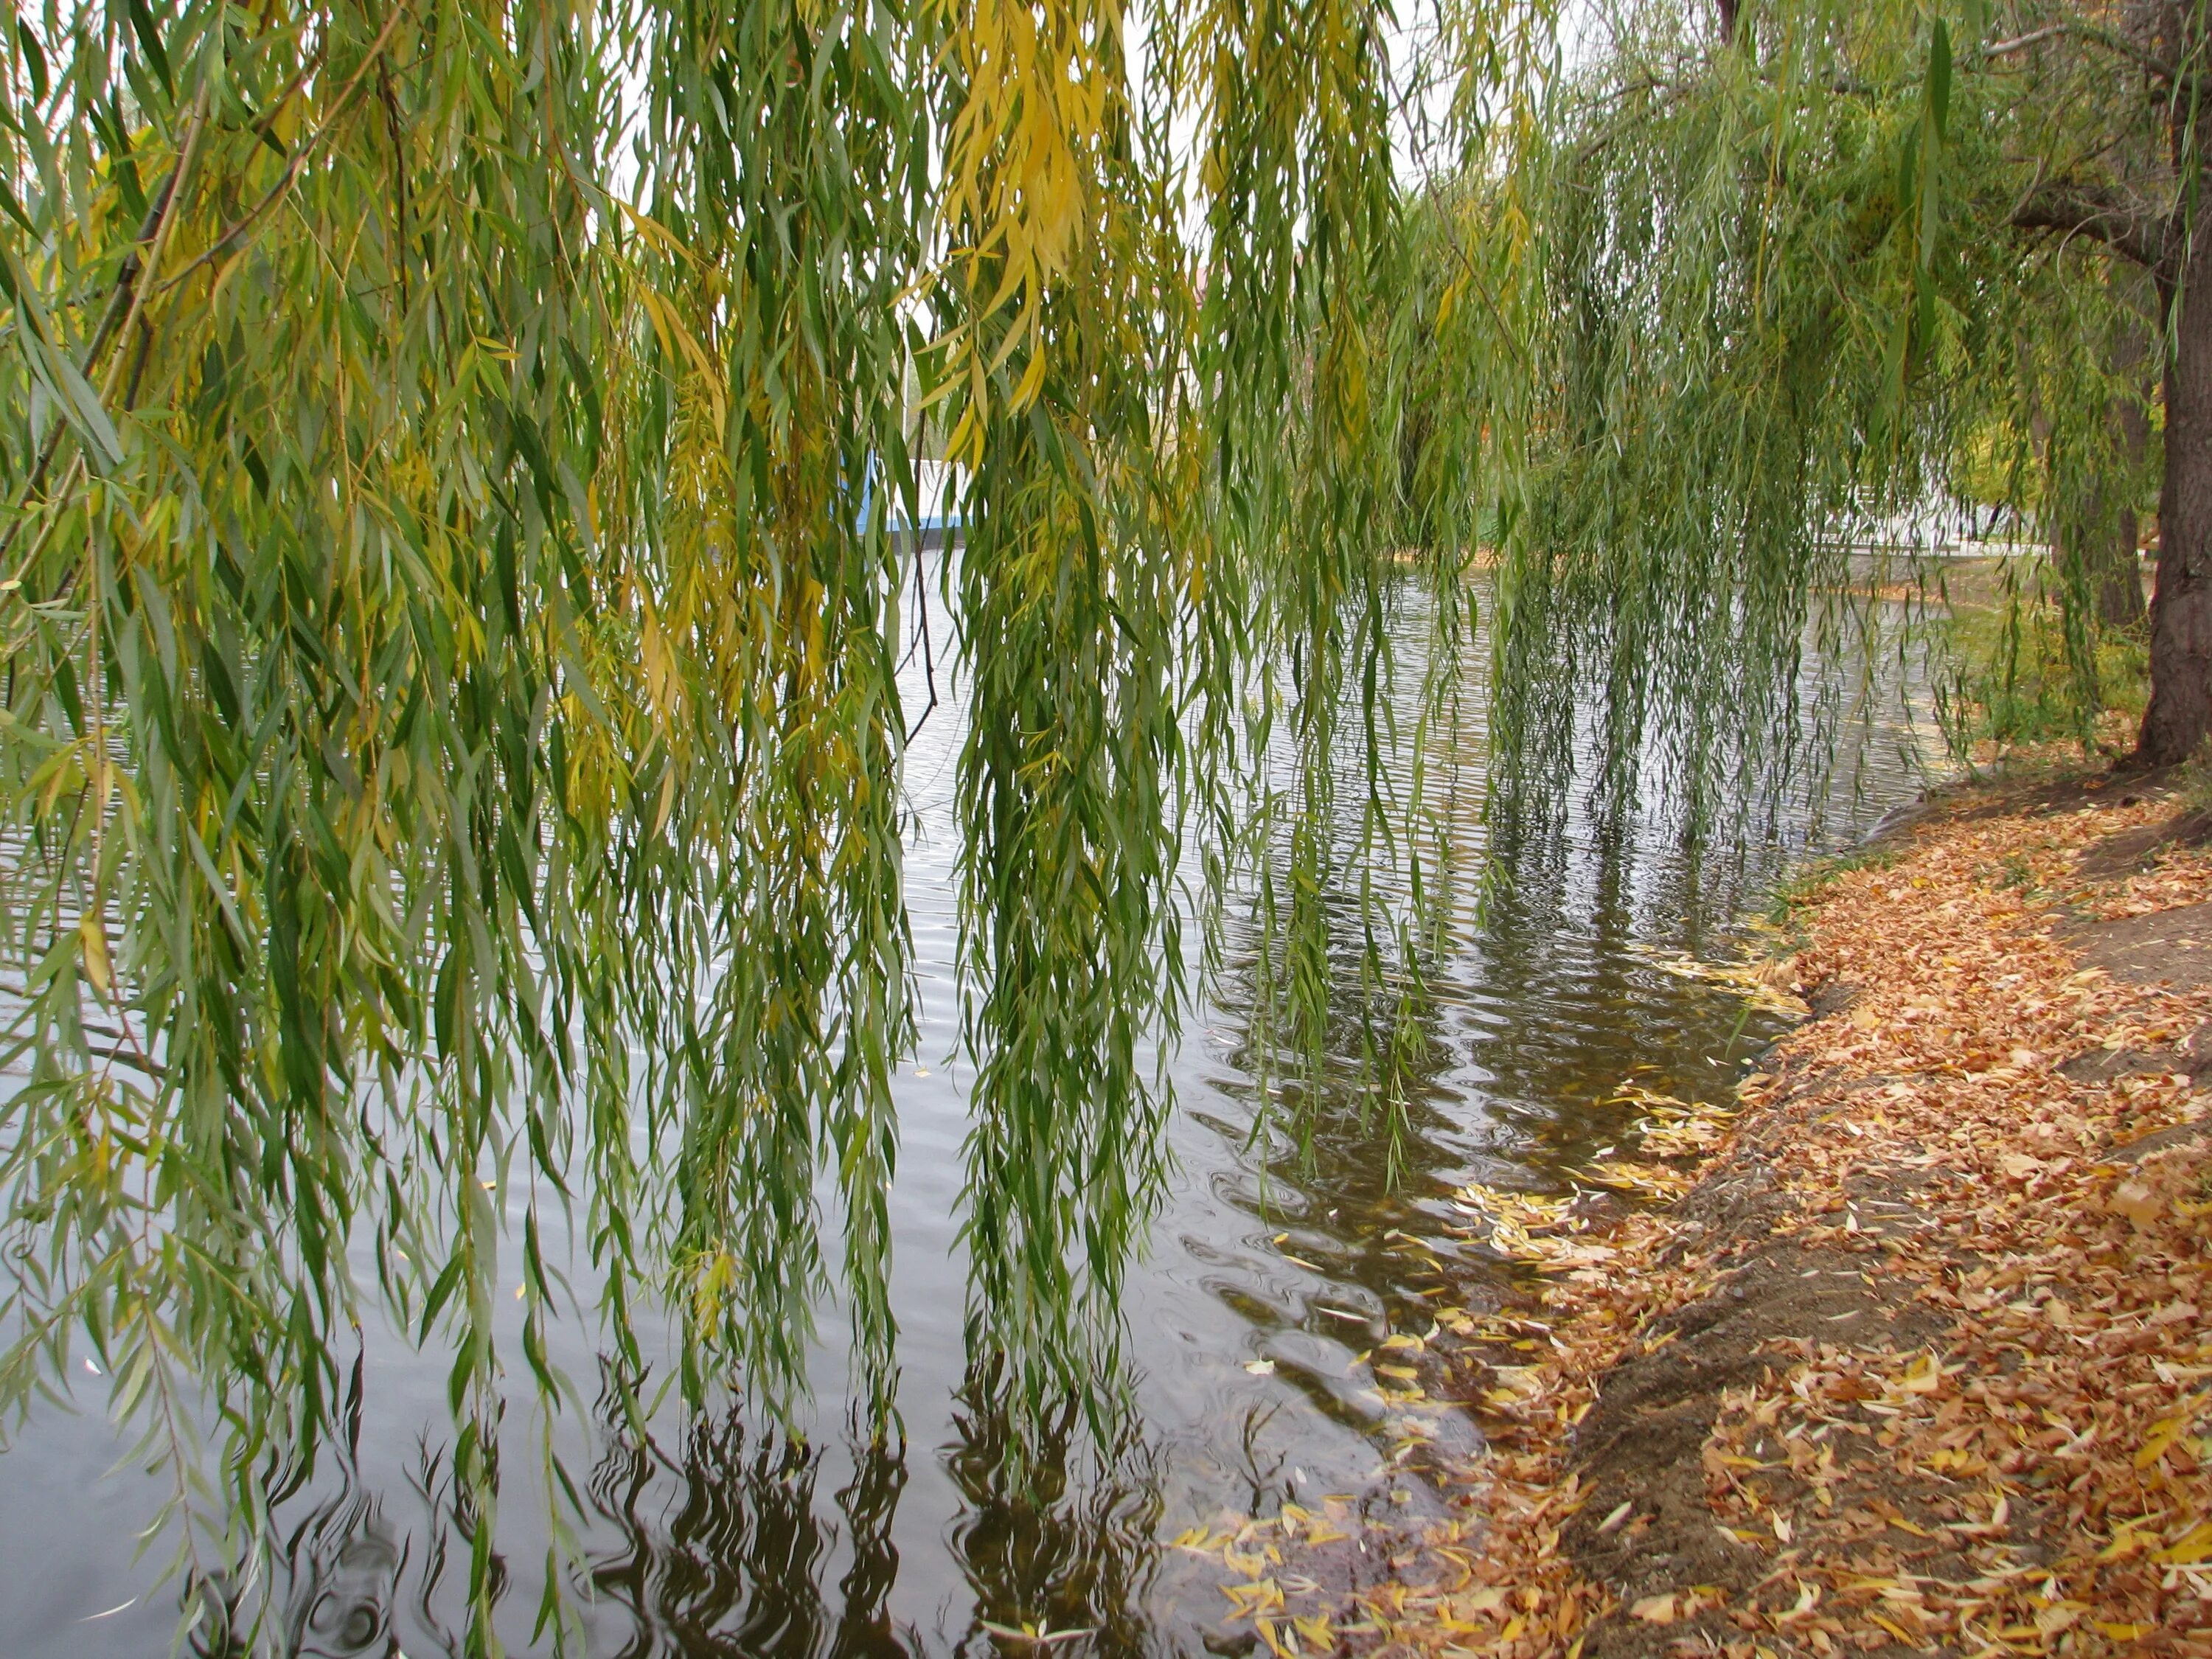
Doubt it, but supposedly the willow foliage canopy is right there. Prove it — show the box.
[0,0,2199,1643]
[1498,0,2211,798]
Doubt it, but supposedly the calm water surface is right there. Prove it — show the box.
[0,578,1934,1657]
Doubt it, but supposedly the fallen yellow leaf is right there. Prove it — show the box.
[2154,1519,2212,1565]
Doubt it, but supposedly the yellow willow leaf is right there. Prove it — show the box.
[987,296,1036,374]
[639,611,679,723]
[2137,1412,2194,1470]
[638,285,727,431]
[78,916,111,997]
[615,201,692,262]
[1011,336,1051,410]
[2155,1520,2212,1566]
[1437,276,1461,328]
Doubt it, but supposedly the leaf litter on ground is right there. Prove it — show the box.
[1192,773,2212,1658]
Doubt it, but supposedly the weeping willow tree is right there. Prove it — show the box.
[0,0,1512,1641]
[7,0,2187,1641]
[1493,0,2212,808]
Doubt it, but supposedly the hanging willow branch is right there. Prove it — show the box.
[0,0,1510,1640]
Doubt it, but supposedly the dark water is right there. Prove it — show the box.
[0,580,1933,1658]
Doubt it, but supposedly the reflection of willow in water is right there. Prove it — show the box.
[942,1357,1163,1659]
[1487,580,1938,856]
[200,1489,411,1659]
[1469,810,1787,1145]
[189,1354,464,1658]
[1210,597,1930,1262]
[183,1354,1172,1658]
[579,1358,1164,1659]
[1228,613,1930,1190]
[192,1363,919,1659]
[582,1393,912,1658]
[1228,869,1457,1180]
[1229,576,1480,1175]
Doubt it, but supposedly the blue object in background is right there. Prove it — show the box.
[858,459,964,549]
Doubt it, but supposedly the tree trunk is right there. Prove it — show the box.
[2137,3,2212,765]
[2138,249,2212,764]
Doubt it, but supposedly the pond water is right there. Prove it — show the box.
[0,575,1934,1658]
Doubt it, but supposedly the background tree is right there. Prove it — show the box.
[2003,1,2212,761]
[1495,0,2211,779]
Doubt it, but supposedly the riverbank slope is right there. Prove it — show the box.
[1329,767,2212,1658]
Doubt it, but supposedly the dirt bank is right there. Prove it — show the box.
[1250,768,2212,1658]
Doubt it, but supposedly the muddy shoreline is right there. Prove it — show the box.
[1571,768,2212,1658]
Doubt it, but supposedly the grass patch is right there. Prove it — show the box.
[1764,841,1902,933]
[1936,578,2148,754]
